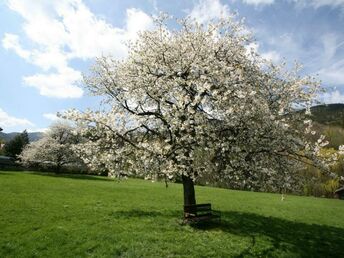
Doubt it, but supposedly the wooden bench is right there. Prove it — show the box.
[183,203,221,223]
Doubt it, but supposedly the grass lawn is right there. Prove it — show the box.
[0,171,344,257]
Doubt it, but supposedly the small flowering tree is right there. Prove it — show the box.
[64,15,329,206]
[20,123,82,173]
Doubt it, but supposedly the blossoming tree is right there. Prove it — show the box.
[64,15,328,206]
[20,123,82,173]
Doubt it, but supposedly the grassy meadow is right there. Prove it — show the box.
[0,171,344,257]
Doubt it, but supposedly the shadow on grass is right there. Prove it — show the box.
[0,171,16,175]
[30,172,112,182]
[192,210,344,257]
[109,208,344,257]
[110,209,181,218]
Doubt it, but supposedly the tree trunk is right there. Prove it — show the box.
[55,163,61,174]
[182,175,196,206]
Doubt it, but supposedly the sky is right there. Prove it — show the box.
[0,0,344,133]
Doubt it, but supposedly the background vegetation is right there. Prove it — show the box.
[1,104,344,197]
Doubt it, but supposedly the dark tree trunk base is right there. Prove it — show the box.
[182,175,196,206]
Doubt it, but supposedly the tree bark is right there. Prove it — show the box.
[55,163,61,174]
[182,175,196,206]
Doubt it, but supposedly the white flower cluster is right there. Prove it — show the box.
[339,145,344,155]
[62,15,327,191]
[20,122,82,170]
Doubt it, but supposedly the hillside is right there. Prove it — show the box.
[0,171,343,257]
[310,103,344,127]
[309,104,344,148]
[0,131,43,143]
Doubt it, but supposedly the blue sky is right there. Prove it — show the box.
[0,0,344,133]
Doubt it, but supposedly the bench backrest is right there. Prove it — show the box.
[184,203,211,214]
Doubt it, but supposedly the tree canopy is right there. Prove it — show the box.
[63,15,331,205]
[20,123,82,172]
[4,130,29,159]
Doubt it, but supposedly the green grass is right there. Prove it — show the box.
[1,171,344,257]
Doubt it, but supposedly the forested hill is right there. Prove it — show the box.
[310,104,344,127]
[0,132,43,143]
[308,103,344,149]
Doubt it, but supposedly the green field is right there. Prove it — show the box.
[1,171,344,257]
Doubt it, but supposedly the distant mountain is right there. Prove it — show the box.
[0,132,44,143]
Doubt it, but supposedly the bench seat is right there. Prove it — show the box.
[183,203,220,223]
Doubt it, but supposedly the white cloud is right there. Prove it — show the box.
[242,0,275,5]
[313,35,344,86]
[245,42,281,63]
[27,127,48,133]
[2,33,31,59]
[31,48,69,72]
[261,50,281,63]
[317,60,344,86]
[321,90,344,104]
[292,0,344,11]
[43,113,59,121]
[256,28,344,92]
[126,8,154,40]
[24,68,83,98]
[188,0,230,24]
[3,0,153,98]
[43,111,70,124]
[305,0,344,8]
[321,33,338,62]
[239,0,344,8]
[268,33,302,59]
[0,108,34,128]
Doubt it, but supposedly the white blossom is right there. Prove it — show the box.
[62,15,328,191]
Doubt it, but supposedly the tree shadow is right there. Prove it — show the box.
[110,209,181,218]
[96,208,344,256]
[191,210,344,257]
[0,171,16,175]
